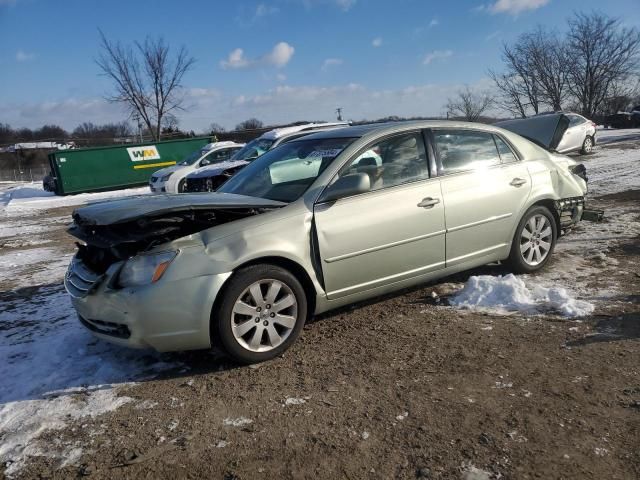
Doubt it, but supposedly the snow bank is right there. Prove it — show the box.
[450,274,594,317]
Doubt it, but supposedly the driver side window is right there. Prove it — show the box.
[340,133,429,192]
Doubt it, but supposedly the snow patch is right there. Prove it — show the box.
[450,274,594,317]
[283,396,308,406]
[223,417,253,427]
[0,286,181,475]
[0,388,132,476]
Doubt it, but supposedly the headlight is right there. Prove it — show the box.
[161,172,174,182]
[118,251,177,287]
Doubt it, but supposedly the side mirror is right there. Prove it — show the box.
[200,158,211,166]
[319,173,370,203]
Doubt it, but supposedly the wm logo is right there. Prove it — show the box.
[127,145,161,162]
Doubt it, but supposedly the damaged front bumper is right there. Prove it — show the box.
[65,254,231,352]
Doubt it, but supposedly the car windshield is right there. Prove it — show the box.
[230,137,275,161]
[218,137,356,202]
[178,148,209,166]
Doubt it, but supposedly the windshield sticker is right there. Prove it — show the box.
[306,149,342,158]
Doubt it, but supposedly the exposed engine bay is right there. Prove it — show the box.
[68,206,275,274]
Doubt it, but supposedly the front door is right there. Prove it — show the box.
[314,132,446,299]
[431,129,532,267]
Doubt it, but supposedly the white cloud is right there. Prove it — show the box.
[321,58,343,71]
[276,73,287,82]
[485,30,501,41]
[254,3,279,18]
[220,48,250,69]
[220,42,295,69]
[429,18,439,27]
[372,37,382,47]
[422,50,453,65]
[480,0,550,15]
[299,0,356,11]
[16,50,34,62]
[334,0,356,10]
[264,42,295,67]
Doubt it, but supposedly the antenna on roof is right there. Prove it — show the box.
[336,107,343,122]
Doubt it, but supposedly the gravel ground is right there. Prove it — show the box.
[1,141,639,479]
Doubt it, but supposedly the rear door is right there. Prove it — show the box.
[430,129,531,267]
[314,132,445,299]
[557,115,586,152]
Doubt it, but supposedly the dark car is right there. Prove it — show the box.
[604,106,640,129]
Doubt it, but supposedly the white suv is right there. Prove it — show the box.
[149,141,244,193]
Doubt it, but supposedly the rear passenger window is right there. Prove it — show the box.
[433,130,501,174]
[494,135,518,163]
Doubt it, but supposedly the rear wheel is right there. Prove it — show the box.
[215,264,307,364]
[505,206,557,274]
[580,136,594,155]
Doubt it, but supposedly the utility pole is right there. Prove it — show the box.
[132,113,143,143]
[335,107,343,122]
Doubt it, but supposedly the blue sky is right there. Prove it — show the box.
[1,0,639,131]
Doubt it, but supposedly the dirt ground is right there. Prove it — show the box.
[2,153,639,479]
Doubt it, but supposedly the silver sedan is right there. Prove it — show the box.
[65,119,595,363]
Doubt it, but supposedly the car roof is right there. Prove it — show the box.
[258,122,349,140]
[204,141,244,150]
[292,120,506,141]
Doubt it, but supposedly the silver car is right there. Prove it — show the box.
[498,113,596,155]
[65,118,598,363]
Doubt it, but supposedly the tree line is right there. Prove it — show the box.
[449,11,640,121]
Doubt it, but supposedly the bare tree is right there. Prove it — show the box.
[208,122,226,134]
[235,118,264,131]
[446,87,494,122]
[489,71,529,118]
[96,30,195,141]
[523,28,570,111]
[566,12,640,118]
[493,42,542,116]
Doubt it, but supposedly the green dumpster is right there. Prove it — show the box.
[47,137,212,195]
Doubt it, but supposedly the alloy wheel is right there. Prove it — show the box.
[583,137,593,153]
[519,214,553,266]
[231,279,298,352]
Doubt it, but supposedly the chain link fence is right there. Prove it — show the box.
[0,166,48,183]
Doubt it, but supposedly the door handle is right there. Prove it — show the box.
[509,178,527,187]
[417,197,440,208]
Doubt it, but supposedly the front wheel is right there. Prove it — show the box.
[215,264,307,364]
[505,206,557,274]
[580,136,594,155]
[177,178,186,193]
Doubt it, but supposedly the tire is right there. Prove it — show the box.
[505,206,557,274]
[177,178,186,193]
[580,135,594,155]
[214,264,307,364]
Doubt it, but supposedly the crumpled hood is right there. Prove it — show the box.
[187,160,250,179]
[495,114,570,152]
[72,192,286,226]
[150,165,182,179]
